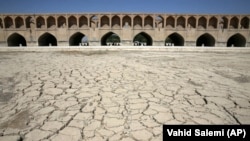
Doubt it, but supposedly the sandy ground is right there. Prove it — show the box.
[0,50,249,141]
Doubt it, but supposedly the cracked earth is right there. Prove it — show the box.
[0,50,249,141]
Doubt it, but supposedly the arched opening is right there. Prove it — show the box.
[25,16,33,28]
[68,16,77,28]
[101,32,121,46]
[36,16,45,28]
[0,18,3,28]
[38,33,57,46]
[123,15,131,28]
[177,16,185,28]
[188,17,196,28]
[156,16,164,28]
[165,33,184,46]
[69,32,88,46]
[134,16,142,29]
[144,16,153,28]
[198,17,207,29]
[241,17,249,29]
[227,34,246,47]
[166,16,175,28]
[220,17,228,29]
[4,16,13,28]
[47,16,56,28]
[15,17,24,28]
[196,33,215,47]
[57,16,66,28]
[230,17,239,29]
[133,32,153,46]
[101,16,109,28]
[112,16,120,28]
[7,33,26,47]
[90,15,98,28]
[79,16,88,28]
[209,17,218,29]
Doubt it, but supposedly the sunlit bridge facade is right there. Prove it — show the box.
[0,13,249,47]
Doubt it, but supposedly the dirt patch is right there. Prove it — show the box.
[214,71,250,83]
[0,110,30,129]
[0,77,16,102]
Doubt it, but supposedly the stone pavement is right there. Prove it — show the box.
[0,50,249,141]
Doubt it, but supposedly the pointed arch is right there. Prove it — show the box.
[156,15,164,28]
[7,33,26,47]
[198,17,207,29]
[101,32,121,46]
[15,17,24,28]
[36,16,45,28]
[166,16,175,28]
[220,17,228,29]
[79,16,88,28]
[25,16,33,28]
[123,15,131,28]
[144,16,153,28]
[0,18,3,28]
[188,16,196,28]
[165,33,184,46]
[38,33,57,46]
[241,17,249,29]
[230,17,239,29]
[227,34,246,47]
[112,15,120,28]
[133,32,153,46]
[4,16,13,28]
[57,16,66,28]
[47,16,56,28]
[101,16,110,28]
[69,32,87,46]
[177,16,185,28]
[134,15,142,28]
[196,33,215,47]
[209,17,218,29]
[68,16,77,28]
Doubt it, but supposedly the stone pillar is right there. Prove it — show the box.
[142,15,144,29]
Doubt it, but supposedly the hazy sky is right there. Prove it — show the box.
[0,0,249,14]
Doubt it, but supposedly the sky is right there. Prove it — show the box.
[0,0,249,14]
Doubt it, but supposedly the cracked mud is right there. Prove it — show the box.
[0,51,249,141]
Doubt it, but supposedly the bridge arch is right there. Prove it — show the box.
[230,17,239,29]
[4,16,13,28]
[165,33,184,46]
[69,32,87,46]
[7,33,26,47]
[101,32,121,46]
[57,16,66,28]
[133,32,153,46]
[188,16,196,28]
[198,17,207,29]
[166,16,175,28]
[134,16,142,28]
[36,16,45,28]
[47,16,56,28]
[15,17,24,28]
[227,34,246,47]
[38,32,57,46]
[241,17,249,29]
[196,33,215,47]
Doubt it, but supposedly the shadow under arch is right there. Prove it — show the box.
[133,32,153,46]
[101,32,121,46]
[69,32,88,46]
[165,33,184,46]
[38,33,57,46]
[196,33,215,47]
[227,33,246,47]
[7,33,27,47]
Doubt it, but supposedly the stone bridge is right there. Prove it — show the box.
[0,13,249,47]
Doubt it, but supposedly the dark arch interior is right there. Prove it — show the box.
[165,33,184,46]
[7,33,27,47]
[133,32,152,46]
[227,34,246,47]
[101,32,120,46]
[69,33,87,46]
[38,33,57,46]
[196,34,215,47]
